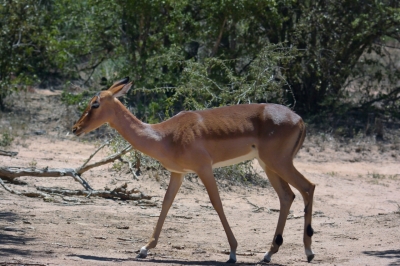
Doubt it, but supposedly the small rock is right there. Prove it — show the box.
[32,130,47,135]
[116,225,130,229]
[117,237,132,241]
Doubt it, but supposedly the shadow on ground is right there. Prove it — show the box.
[66,255,286,265]
[66,254,135,262]
[363,249,400,266]
[0,211,19,223]
[144,258,286,266]
[0,211,37,257]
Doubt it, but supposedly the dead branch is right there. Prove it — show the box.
[0,149,18,157]
[1,176,152,201]
[36,186,151,201]
[0,166,92,191]
[121,157,139,180]
[0,177,49,198]
[77,141,110,172]
[0,144,133,186]
[0,177,17,193]
[0,262,47,266]
[0,144,153,201]
[0,166,76,180]
[76,144,133,174]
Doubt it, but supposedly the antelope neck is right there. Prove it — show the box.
[108,101,164,159]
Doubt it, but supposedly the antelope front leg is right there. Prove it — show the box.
[197,166,238,263]
[137,172,184,259]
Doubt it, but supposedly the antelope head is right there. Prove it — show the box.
[72,77,133,136]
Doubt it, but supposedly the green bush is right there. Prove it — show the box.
[0,131,13,147]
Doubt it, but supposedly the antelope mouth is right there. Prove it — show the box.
[72,126,85,136]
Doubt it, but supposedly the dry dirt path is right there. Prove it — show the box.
[1,135,399,266]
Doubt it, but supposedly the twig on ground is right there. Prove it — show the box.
[220,249,255,256]
[0,149,18,157]
[244,198,265,213]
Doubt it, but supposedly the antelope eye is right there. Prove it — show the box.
[91,101,100,109]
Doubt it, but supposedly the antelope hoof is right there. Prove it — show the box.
[226,258,236,263]
[263,252,273,263]
[136,253,147,259]
[307,254,315,263]
[136,247,148,259]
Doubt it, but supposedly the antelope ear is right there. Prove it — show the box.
[108,77,132,98]
[110,77,130,88]
[111,81,133,98]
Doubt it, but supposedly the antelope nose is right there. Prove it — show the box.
[72,127,77,134]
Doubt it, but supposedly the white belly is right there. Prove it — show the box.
[212,149,258,169]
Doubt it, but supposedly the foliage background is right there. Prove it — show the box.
[1,0,399,124]
[1,0,399,184]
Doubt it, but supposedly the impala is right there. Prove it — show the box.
[72,77,315,263]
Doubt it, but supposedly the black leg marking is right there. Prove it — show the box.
[275,234,283,246]
[307,224,314,237]
[304,203,309,213]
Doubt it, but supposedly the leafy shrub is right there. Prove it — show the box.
[0,131,13,147]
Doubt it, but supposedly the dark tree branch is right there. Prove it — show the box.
[359,86,400,109]
[211,17,227,57]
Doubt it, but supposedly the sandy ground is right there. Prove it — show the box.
[0,89,399,266]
